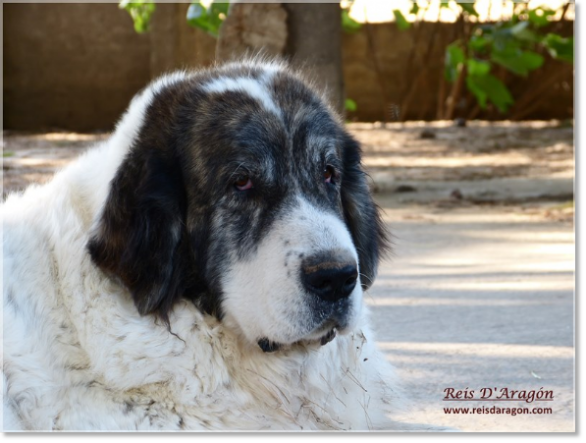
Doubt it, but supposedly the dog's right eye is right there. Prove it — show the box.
[323,165,336,184]
[234,177,253,191]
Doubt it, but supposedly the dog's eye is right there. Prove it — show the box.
[234,176,253,191]
[323,166,336,184]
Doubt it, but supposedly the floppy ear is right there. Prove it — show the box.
[87,146,196,325]
[340,133,389,290]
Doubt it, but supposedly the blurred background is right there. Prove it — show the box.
[3,0,574,131]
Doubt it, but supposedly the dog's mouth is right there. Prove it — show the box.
[317,328,337,346]
[257,327,338,353]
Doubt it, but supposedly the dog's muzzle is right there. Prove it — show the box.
[257,250,358,353]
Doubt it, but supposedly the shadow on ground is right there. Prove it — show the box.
[369,202,574,431]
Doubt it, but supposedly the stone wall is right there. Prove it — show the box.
[3,3,574,131]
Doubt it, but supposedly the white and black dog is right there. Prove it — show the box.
[2,60,425,431]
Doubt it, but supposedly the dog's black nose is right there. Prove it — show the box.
[302,256,358,302]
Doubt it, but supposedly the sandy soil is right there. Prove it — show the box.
[2,120,574,200]
[354,120,573,182]
[375,201,574,432]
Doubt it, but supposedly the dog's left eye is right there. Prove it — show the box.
[323,166,336,184]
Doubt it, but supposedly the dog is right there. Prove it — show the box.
[3,60,412,431]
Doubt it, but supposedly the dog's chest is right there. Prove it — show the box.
[4,235,382,431]
[50,301,370,430]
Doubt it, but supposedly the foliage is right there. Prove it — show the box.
[393,10,410,30]
[447,7,572,113]
[119,0,572,119]
[186,1,229,37]
[120,0,229,37]
[122,0,361,113]
[393,0,573,114]
[119,0,155,34]
[123,1,366,38]
[120,0,374,38]
[345,98,358,112]
[342,8,362,33]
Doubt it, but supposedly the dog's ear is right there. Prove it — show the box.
[87,145,196,325]
[340,133,389,290]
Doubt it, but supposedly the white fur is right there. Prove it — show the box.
[2,68,405,431]
[203,75,282,118]
[222,196,362,346]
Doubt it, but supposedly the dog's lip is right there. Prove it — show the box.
[303,318,339,340]
[318,328,337,346]
[297,327,338,346]
[302,316,342,347]
[257,326,339,353]
[300,327,337,348]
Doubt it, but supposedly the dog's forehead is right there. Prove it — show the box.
[191,67,342,157]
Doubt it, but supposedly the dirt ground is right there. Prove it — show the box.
[2,120,574,201]
[1,121,575,432]
[375,202,574,432]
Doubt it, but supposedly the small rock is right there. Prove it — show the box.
[419,129,436,139]
[450,189,463,200]
[395,184,417,193]
[454,117,467,127]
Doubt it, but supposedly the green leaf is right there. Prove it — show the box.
[209,1,229,28]
[528,7,555,27]
[342,9,362,34]
[491,25,519,52]
[186,1,228,38]
[345,98,358,112]
[187,3,212,33]
[466,75,487,108]
[542,33,574,63]
[509,21,538,43]
[445,42,466,82]
[393,10,410,30]
[520,51,544,69]
[457,1,479,16]
[469,34,489,53]
[3,151,14,157]
[467,59,490,76]
[466,73,514,113]
[119,0,155,34]
[491,49,544,76]
[409,2,420,15]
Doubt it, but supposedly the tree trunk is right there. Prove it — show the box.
[216,3,288,61]
[216,2,344,116]
[282,3,345,116]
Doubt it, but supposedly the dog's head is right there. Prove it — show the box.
[88,61,387,351]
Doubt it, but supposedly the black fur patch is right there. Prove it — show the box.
[339,134,389,289]
[257,338,281,353]
[87,63,388,325]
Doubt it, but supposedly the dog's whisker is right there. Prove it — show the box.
[358,272,373,285]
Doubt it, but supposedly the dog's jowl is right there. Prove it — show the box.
[1,60,426,431]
